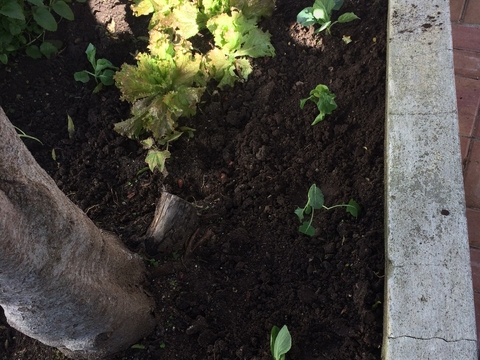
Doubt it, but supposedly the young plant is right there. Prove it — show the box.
[295,184,360,236]
[74,43,118,93]
[300,84,337,125]
[270,325,291,360]
[297,0,359,35]
[14,126,43,144]
[114,0,276,173]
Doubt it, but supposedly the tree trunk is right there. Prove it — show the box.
[0,107,156,359]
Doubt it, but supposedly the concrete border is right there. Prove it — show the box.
[383,0,477,358]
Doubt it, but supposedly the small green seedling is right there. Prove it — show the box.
[14,126,43,145]
[270,325,291,360]
[300,84,337,125]
[297,0,359,35]
[74,43,118,93]
[295,184,360,236]
[67,114,75,139]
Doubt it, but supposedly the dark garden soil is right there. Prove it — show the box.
[0,0,387,358]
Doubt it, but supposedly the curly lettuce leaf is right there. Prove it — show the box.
[114,84,204,141]
[230,0,276,20]
[206,47,252,88]
[149,1,200,38]
[233,26,274,57]
[207,11,274,58]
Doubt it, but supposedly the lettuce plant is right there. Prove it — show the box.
[114,0,276,173]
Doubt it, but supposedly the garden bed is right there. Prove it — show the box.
[0,0,387,358]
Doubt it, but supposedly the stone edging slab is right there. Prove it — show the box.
[383,0,477,358]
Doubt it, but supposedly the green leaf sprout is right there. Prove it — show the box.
[300,84,337,125]
[270,325,291,360]
[297,0,359,35]
[295,184,360,236]
[74,43,119,93]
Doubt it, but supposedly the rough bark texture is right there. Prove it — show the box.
[0,107,156,359]
[145,191,199,255]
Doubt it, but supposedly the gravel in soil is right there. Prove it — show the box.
[0,0,387,358]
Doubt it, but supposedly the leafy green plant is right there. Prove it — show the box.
[114,0,276,173]
[300,84,337,125]
[270,325,291,360]
[73,43,117,86]
[297,0,359,35]
[74,43,118,93]
[295,184,360,236]
[0,0,79,64]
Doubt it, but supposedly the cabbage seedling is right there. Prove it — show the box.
[270,325,291,360]
[297,0,359,35]
[74,43,118,93]
[295,184,360,236]
[300,84,337,125]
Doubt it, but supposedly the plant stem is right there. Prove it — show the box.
[323,204,355,211]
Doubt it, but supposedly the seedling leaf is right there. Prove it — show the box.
[300,84,337,125]
[145,149,171,173]
[74,71,90,83]
[85,43,96,68]
[297,0,359,35]
[299,222,315,236]
[296,7,316,26]
[337,12,359,23]
[307,184,324,209]
[67,114,74,139]
[272,325,292,360]
[270,325,280,356]
[346,199,360,218]
[294,207,305,222]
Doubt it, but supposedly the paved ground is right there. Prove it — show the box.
[451,0,480,354]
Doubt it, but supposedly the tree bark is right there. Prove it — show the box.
[145,191,199,255]
[0,107,156,359]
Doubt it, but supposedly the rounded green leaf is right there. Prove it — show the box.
[297,7,316,26]
[0,1,25,20]
[0,54,8,64]
[99,69,116,86]
[74,70,90,83]
[273,325,292,359]
[312,7,328,22]
[33,7,57,31]
[52,1,74,20]
[40,41,58,58]
[25,45,42,59]
[308,184,325,209]
[299,222,316,236]
[337,12,359,23]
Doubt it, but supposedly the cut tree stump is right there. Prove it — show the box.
[145,191,199,255]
